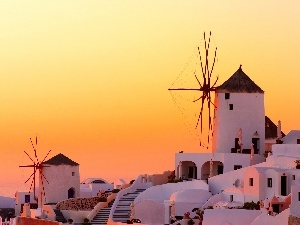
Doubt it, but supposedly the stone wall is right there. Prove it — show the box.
[56,196,102,210]
[289,215,300,225]
[55,190,110,211]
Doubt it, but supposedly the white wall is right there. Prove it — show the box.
[170,189,212,217]
[290,184,300,218]
[175,152,264,181]
[250,208,289,225]
[134,180,208,204]
[282,130,300,144]
[203,209,261,225]
[134,200,164,225]
[208,167,246,195]
[244,167,261,202]
[272,144,300,158]
[213,92,265,155]
[40,164,80,205]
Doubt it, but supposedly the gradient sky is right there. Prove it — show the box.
[1,1,300,197]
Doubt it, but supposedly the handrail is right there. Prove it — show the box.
[86,193,117,222]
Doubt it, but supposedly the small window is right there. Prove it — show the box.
[25,194,30,203]
[72,172,75,176]
[267,178,272,187]
[297,139,300,144]
[293,175,295,180]
[229,104,233,110]
[234,165,242,170]
[230,195,233,202]
[225,93,230,99]
[249,178,253,186]
[298,192,300,201]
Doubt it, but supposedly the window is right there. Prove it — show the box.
[25,195,30,203]
[230,195,233,202]
[225,93,230,99]
[267,178,272,187]
[72,172,75,176]
[234,165,242,170]
[298,192,300,201]
[249,178,253,186]
[293,175,296,180]
[297,139,300,144]
[229,104,233,110]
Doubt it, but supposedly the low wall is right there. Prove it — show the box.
[56,196,102,210]
[289,215,300,225]
[203,209,261,225]
[61,209,90,223]
[13,217,59,225]
[134,200,164,225]
[251,208,289,225]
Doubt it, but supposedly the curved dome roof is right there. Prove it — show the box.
[170,189,212,203]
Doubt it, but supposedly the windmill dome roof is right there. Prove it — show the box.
[42,153,79,166]
[216,65,264,93]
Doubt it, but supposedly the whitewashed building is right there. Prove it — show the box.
[175,66,266,181]
[39,153,80,206]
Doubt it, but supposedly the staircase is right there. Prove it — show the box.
[54,209,67,223]
[112,188,146,223]
[91,199,115,225]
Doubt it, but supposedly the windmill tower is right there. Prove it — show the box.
[212,65,265,155]
[40,153,80,204]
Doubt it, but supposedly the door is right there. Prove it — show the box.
[281,176,287,196]
[217,165,223,175]
[68,188,75,199]
[272,204,280,214]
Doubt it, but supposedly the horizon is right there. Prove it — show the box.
[1,1,300,197]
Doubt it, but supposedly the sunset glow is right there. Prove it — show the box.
[1,1,300,197]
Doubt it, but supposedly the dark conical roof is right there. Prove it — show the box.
[42,153,79,166]
[216,65,264,93]
[265,116,285,139]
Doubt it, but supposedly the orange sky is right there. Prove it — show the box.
[1,1,300,197]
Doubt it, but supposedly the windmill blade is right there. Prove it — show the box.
[30,137,38,161]
[40,172,50,184]
[24,170,36,183]
[28,176,34,193]
[19,165,36,168]
[41,149,52,163]
[208,48,217,79]
[193,95,204,103]
[24,151,35,163]
[194,73,202,88]
[197,47,205,79]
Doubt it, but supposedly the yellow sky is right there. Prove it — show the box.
[1,1,300,197]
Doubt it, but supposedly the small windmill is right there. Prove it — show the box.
[169,31,219,147]
[19,137,51,206]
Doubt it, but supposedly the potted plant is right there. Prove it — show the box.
[295,160,300,169]
[188,219,195,225]
[183,212,190,219]
[81,218,91,225]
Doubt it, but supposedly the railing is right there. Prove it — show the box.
[0,217,15,225]
[86,192,117,222]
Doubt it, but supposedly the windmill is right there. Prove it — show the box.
[19,137,51,206]
[168,31,219,147]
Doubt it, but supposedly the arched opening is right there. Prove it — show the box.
[177,161,197,180]
[201,161,223,180]
[68,188,75,199]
